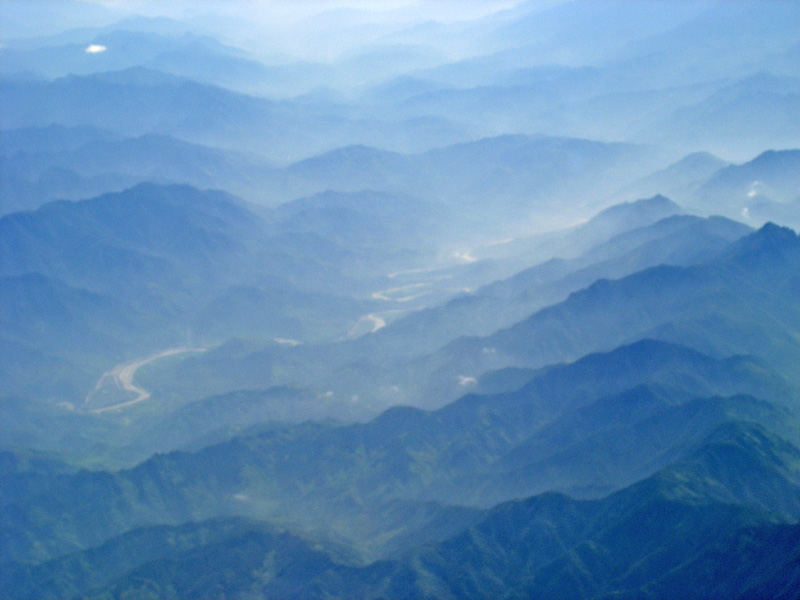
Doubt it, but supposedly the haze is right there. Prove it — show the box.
[1,1,799,599]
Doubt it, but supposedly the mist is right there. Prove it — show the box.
[2,1,800,598]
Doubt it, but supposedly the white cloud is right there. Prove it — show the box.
[85,44,107,54]
[747,180,764,198]
[458,375,477,386]
[451,249,478,263]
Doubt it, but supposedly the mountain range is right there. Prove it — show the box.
[2,2,799,598]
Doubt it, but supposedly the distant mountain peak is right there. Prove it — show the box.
[81,65,185,87]
[671,151,728,169]
[315,144,395,159]
[589,195,682,229]
[729,222,799,256]
[759,221,800,242]
[598,194,680,215]
[641,193,678,208]
[565,338,712,374]
[289,144,403,171]
[724,70,800,94]
[747,148,800,168]
[700,420,784,452]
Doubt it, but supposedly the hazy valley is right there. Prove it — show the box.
[1,1,799,598]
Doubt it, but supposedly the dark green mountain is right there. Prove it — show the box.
[382,422,800,600]
[2,4,799,598]
[2,195,797,599]
[0,517,346,600]
[15,422,797,600]
[646,522,800,600]
[454,391,796,506]
[3,337,795,567]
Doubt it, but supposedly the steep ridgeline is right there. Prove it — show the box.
[138,217,784,414]
[616,151,730,206]
[354,204,750,358]
[3,419,799,600]
[2,335,798,565]
[415,223,800,403]
[623,148,800,228]
[3,3,800,599]
[2,222,799,597]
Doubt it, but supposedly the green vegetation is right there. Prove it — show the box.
[3,2,800,597]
